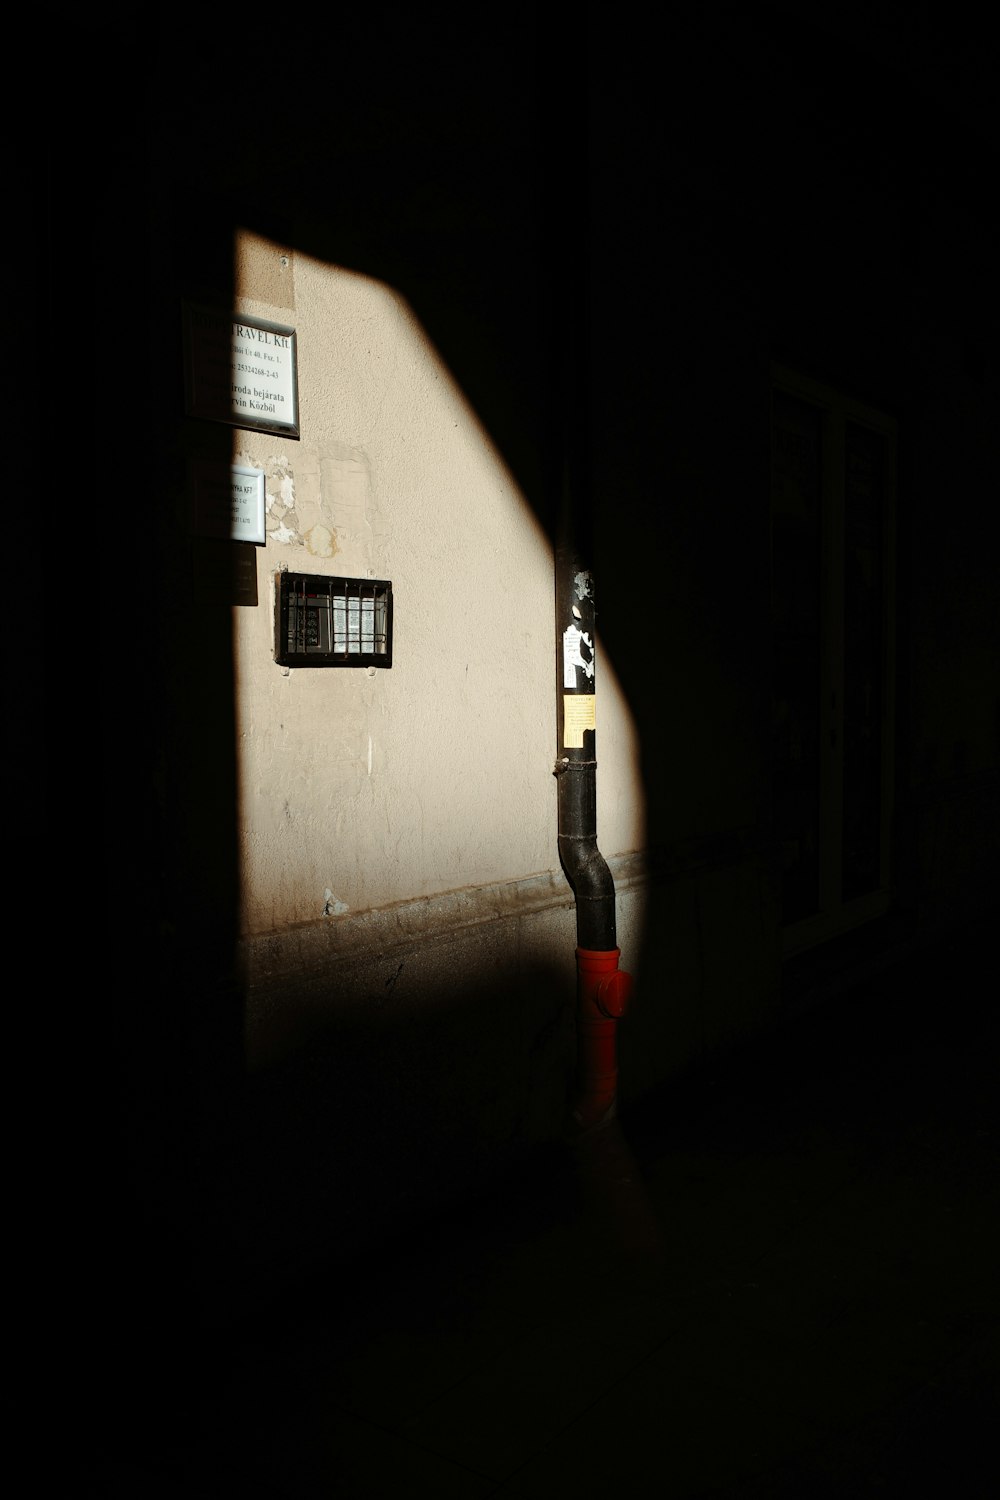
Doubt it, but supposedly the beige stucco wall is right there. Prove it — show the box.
[227,232,644,940]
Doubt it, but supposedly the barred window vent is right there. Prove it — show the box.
[275,572,393,668]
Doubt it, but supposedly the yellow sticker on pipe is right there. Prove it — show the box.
[563,694,596,747]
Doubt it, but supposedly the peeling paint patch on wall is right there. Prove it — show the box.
[323,890,350,917]
[269,520,301,545]
[305,523,338,557]
[320,446,377,574]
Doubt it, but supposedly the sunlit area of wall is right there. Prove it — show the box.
[229,232,645,938]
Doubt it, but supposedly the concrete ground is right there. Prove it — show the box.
[78,910,998,1497]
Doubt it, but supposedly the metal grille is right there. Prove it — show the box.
[275,573,393,667]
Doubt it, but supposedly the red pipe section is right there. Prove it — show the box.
[570,946,633,1133]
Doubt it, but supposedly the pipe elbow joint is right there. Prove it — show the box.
[596,967,633,1019]
[576,947,632,1019]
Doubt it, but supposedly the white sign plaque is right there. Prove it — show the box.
[183,304,299,438]
[192,461,267,545]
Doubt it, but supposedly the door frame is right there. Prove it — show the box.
[770,364,897,957]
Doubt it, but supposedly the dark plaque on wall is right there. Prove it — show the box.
[192,538,260,607]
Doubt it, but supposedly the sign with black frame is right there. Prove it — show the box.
[182,303,300,438]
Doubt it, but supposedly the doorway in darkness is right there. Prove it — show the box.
[770,366,897,954]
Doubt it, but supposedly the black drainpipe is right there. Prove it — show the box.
[554,489,617,951]
[554,463,633,1133]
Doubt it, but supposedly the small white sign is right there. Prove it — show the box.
[183,304,299,438]
[192,461,266,545]
[562,624,594,688]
